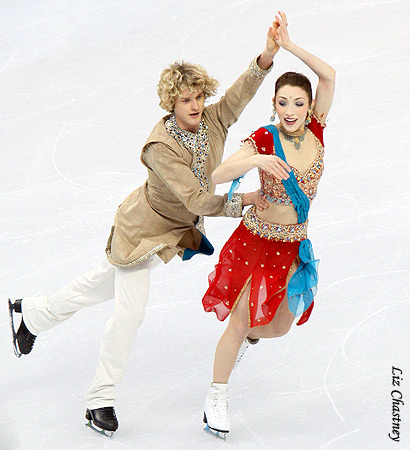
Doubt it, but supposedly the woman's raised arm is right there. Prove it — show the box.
[274,11,336,120]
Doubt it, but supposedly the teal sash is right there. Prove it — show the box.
[262,125,318,316]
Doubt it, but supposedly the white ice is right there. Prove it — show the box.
[1,1,410,449]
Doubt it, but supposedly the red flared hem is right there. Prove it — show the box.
[202,222,307,328]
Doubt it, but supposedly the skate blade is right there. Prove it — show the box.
[8,299,22,358]
[85,420,114,438]
[203,424,227,441]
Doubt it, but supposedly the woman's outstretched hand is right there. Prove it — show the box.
[258,14,288,69]
[274,11,291,49]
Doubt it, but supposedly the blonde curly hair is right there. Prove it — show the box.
[157,61,219,112]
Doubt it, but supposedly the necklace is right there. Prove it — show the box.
[279,124,306,150]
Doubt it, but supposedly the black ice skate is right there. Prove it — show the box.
[85,407,118,438]
[8,299,37,358]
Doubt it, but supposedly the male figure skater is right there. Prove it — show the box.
[9,21,280,436]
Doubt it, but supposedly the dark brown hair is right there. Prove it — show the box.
[274,72,313,105]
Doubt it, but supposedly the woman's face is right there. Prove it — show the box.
[274,85,310,133]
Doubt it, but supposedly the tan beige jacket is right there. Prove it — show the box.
[106,61,269,267]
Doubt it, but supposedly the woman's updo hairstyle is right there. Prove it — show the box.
[274,72,313,105]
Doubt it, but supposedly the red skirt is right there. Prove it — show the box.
[202,222,303,328]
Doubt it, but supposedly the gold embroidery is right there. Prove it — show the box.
[248,56,273,80]
[312,111,327,128]
[242,207,308,242]
[230,275,252,322]
[106,226,166,268]
[165,115,211,233]
[270,256,299,299]
[243,136,258,155]
[255,128,325,205]
[223,192,243,218]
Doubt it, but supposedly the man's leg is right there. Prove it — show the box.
[21,259,116,336]
[85,254,162,410]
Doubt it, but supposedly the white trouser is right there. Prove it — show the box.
[22,255,162,409]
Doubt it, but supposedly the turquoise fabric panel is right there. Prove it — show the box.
[263,125,319,317]
[182,233,214,261]
[228,175,244,201]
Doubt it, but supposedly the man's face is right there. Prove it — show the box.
[173,89,205,133]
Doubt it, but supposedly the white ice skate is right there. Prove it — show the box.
[234,337,259,369]
[203,383,230,441]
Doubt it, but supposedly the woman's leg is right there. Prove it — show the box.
[247,259,299,340]
[204,281,252,437]
[204,259,299,436]
[22,259,116,336]
[213,281,252,384]
[247,295,295,339]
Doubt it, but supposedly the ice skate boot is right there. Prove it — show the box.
[234,337,259,369]
[203,383,229,441]
[8,299,37,358]
[85,407,118,438]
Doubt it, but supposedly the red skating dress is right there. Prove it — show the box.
[202,115,325,327]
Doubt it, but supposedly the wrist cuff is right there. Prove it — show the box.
[223,193,244,218]
[249,56,273,80]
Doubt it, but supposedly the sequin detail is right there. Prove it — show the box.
[165,115,210,189]
[248,56,273,80]
[250,128,325,205]
[223,192,243,218]
[313,111,327,128]
[165,115,210,232]
[105,226,166,268]
[242,206,307,242]
[165,115,242,224]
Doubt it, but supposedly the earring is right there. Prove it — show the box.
[305,109,313,125]
[270,106,276,123]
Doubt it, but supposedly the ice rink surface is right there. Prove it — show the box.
[1,0,410,449]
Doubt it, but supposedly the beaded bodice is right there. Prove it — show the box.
[247,116,325,206]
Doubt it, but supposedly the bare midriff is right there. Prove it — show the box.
[257,203,298,226]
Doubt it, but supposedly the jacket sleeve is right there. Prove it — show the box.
[144,143,243,218]
[207,56,273,130]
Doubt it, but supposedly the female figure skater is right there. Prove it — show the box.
[201,11,336,440]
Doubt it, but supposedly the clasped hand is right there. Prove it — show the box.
[257,154,291,180]
[266,11,290,53]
